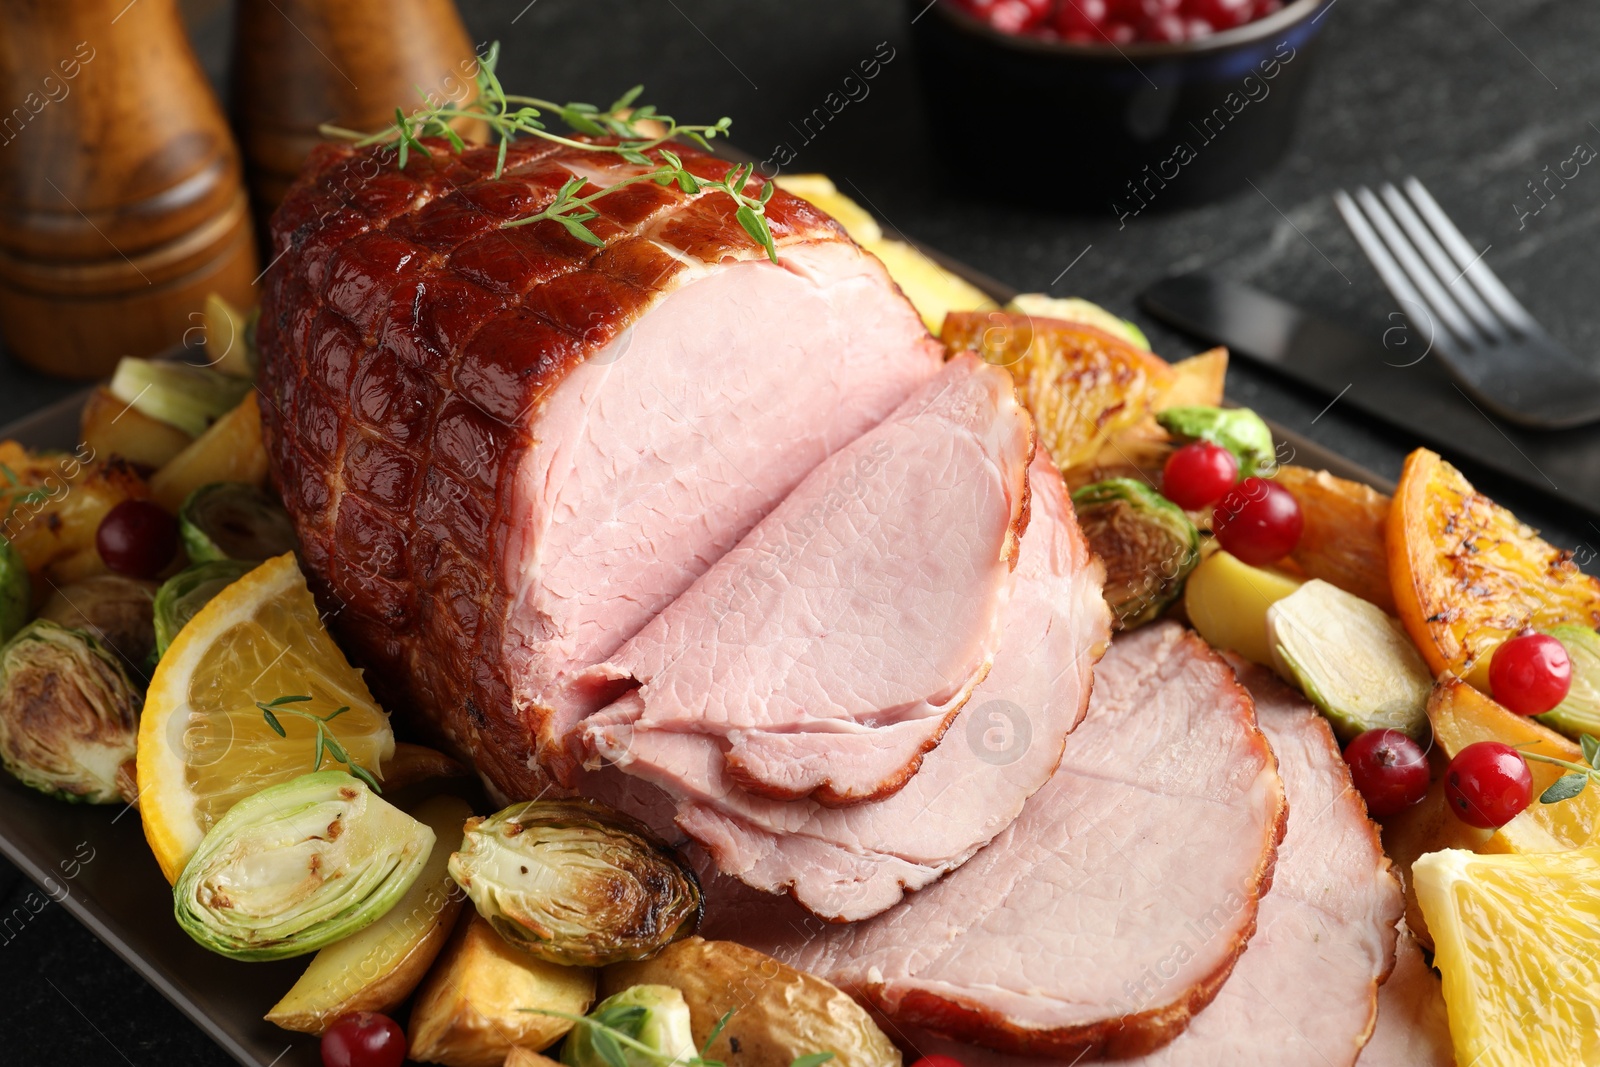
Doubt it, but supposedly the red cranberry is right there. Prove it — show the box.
[1162,440,1239,510]
[96,499,178,579]
[1444,742,1533,829]
[321,1012,406,1067]
[1343,729,1430,818]
[1211,476,1304,565]
[1489,632,1572,716]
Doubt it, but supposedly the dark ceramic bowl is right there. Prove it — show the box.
[906,0,1335,214]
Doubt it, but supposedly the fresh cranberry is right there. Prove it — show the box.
[1181,0,1256,30]
[966,0,1052,31]
[1212,476,1303,565]
[1055,0,1109,36]
[321,1012,406,1067]
[1140,11,1188,40]
[1162,441,1239,510]
[910,1058,969,1067]
[1102,19,1138,42]
[1490,632,1572,716]
[1445,742,1533,829]
[96,499,178,579]
[1344,729,1430,818]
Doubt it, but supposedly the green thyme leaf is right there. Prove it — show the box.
[262,709,286,738]
[1542,773,1589,804]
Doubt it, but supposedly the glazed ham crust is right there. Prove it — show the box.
[258,137,933,797]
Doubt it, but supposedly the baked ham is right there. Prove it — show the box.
[581,354,1035,807]
[588,453,1108,920]
[258,139,942,795]
[1357,927,1453,1067]
[703,623,1288,1059]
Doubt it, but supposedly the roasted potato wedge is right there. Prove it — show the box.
[150,393,269,513]
[80,386,194,469]
[267,796,472,1034]
[1390,448,1600,683]
[1275,465,1395,612]
[0,445,149,586]
[942,312,1175,470]
[1378,766,1489,952]
[1153,347,1228,410]
[1428,677,1600,853]
[408,913,596,1067]
[1182,549,1302,666]
[601,936,900,1067]
[504,1051,562,1067]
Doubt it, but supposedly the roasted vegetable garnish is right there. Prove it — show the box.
[1155,405,1275,478]
[150,393,270,512]
[173,770,433,961]
[179,482,297,563]
[1390,448,1600,682]
[448,799,702,967]
[80,386,194,470]
[0,538,27,643]
[108,358,253,437]
[151,559,254,657]
[1070,478,1199,629]
[0,620,141,803]
[1184,550,1302,667]
[0,444,149,584]
[941,312,1174,470]
[1274,465,1394,613]
[39,574,158,677]
[1539,625,1600,740]
[560,985,698,1067]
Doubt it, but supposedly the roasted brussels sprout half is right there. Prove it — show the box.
[39,574,158,678]
[0,620,140,803]
[0,537,27,644]
[1071,478,1201,629]
[108,358,253,437]
[153,559,255,657]
[1157,405,1276,477]
[1538,625,1600,740]
[178,482,297,563]
[448,799,703,967]
[173,770,434,961]
[561,985,698,1067]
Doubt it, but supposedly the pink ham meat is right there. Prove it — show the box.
[702,622,1287,1059]
[259,139,944,796]
[580,354,1035,806]
[585,454,1108,921]
[1357,927,1453,1067]
[889,660,1406,1067]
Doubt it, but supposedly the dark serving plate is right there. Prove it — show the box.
[0,266,1383,1067]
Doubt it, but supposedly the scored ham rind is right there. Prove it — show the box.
[1357,926,1453,1067]
[702,622,1287,1059]
[581,354,1035,806]
[893,659,1406,1067]
[587,452,1108,920]
[259,139,942,797]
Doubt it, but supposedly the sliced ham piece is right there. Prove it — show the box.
[1358,926,1453,1067]
[259,140,943,796]
[702,622,1287,1059]
[586,454,1107,920]
[581,354,1035,806]
[891,659,1406,1067]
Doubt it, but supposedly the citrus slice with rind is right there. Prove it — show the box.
[137,552,393,883]
[1415,845,1600,1067]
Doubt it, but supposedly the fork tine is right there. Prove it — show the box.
[1378,183,1506,341]
[1335,188,1473,351]
[1349,186,1485,349]
[1402,177,1535,331]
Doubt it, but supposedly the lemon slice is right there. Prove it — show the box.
[137,552,394,883]
[1414,846,1600,1067]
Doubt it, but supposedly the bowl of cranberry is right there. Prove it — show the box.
[907,0,1335,212]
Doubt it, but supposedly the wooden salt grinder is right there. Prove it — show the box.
[0,0,259,379]
[231,0,481,214]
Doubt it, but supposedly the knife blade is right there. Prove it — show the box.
[1140,272,1600,520]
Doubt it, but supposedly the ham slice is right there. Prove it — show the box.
[702,623,1287,1059]
[581,355,1034,806]
[888,658,1406,1067]
[586,454,1107,920]
[1358,926,1453,1067]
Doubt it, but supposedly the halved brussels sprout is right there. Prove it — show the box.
[1071,478,1200,629]
[153,559,255,657]
[561,984,698,1067]
[1156,405,1276,477]
[0,537,28,644]
[448,799,703,967]
[39,574,158,678]
[1538,625,1600,740]
[108,358,253,437]
[0,620,140,803]
[173,769,434,961]
[179,482,297,563]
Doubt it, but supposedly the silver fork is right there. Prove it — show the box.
[1333,176,1600,430]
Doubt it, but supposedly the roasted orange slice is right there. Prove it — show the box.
[941,312,1174,470]
[1389,448,1600,681]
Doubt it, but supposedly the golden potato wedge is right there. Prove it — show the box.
[0,448,149,587]
[202,292,256,379]
[601,936,900,1067]
[1378,768,1489,952]
[772,174,882,243]
[865,239,992,335]
[504,1051,562,1067]
[1153,347,1228,410]
[409,913,596,1067]
[267,795,473,1034]
[150,393,269,512]
[1182,549,1303,666]
[80,387,194,469]
[1274,465,1396,613]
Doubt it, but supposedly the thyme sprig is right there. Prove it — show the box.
[320,43,776,261]
[258,695,382,792]
[525,1004,833,1067]
[1517,732,1600,804]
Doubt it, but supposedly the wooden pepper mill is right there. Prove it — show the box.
[231,0,481,215]
[0,0,259,379]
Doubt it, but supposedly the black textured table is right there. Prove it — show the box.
[5,0,1596,1062]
